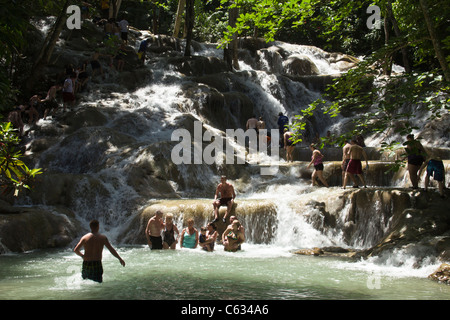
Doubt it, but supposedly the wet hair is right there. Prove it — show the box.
[165,213,173,220]
[207,222,217,230]
[89,219,99,231]
[232,220,241,228]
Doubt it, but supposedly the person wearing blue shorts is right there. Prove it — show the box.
[425,158,445,197]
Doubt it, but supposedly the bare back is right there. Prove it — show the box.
[246,118,258,129]
[79,233,107,261]
[342,143,351,160]
[349,144,365,160]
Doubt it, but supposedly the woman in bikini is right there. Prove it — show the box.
[222,220,244,252]
[307,143,329,187]
[283,128,296,162]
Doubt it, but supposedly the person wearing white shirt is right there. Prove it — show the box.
[118,18,129,44]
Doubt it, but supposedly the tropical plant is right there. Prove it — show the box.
[0,122,42,196]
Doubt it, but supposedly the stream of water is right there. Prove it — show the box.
[1,243,448,300]
[1,185,448,300]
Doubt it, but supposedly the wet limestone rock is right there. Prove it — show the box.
[294,246,361,258]
[168,56,229,77]
[428,263,450,285]
[0,201,81,253]
[117,199,278,245]
[283,55,320,76]
[294,247,324,256]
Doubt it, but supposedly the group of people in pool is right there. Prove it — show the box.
[145,211,244,253]
[145,175,243,252]
[73,175,243,283]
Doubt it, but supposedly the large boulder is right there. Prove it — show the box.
[0,201,81,253]
[328,52,359,72]
[363,190,450,268]
[168,56,229,77]
[283,55,320,76]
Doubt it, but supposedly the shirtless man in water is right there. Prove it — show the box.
[343,139,369,189]
[74,220,125,283]
[145,210,165,250]
[213,176,236,223]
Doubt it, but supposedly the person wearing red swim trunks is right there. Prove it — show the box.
[343,139,369,189]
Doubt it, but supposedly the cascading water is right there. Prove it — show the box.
[2,23,449,300]
[29,40,446,247]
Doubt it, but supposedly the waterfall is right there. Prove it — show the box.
[11,23,447,266]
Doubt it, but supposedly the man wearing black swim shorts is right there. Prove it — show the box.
[74,220,125,283]
[145,210,165,250]
[213,176,236,223]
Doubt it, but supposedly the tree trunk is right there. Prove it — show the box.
[383,8,392,75]
[227,6,239,70]
[151,3,160,34]
[419,0,450,81]
[173,0,186,38]
[24,0,70,94]
[184,0,194,56]
[386,1,411,73]
[111,0,123,19]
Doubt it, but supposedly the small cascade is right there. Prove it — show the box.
[107,182,424,254]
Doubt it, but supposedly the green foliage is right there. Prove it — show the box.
[310,51,449,172]
[219,0,315,47]
[193,0,229,42]
[0,0,32,111]
[393,0,450,69]
[324,51,449,136]
[103,34,123,55]
[0,0,69,111]
[290,103,318,145]
[0,122,42,196]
